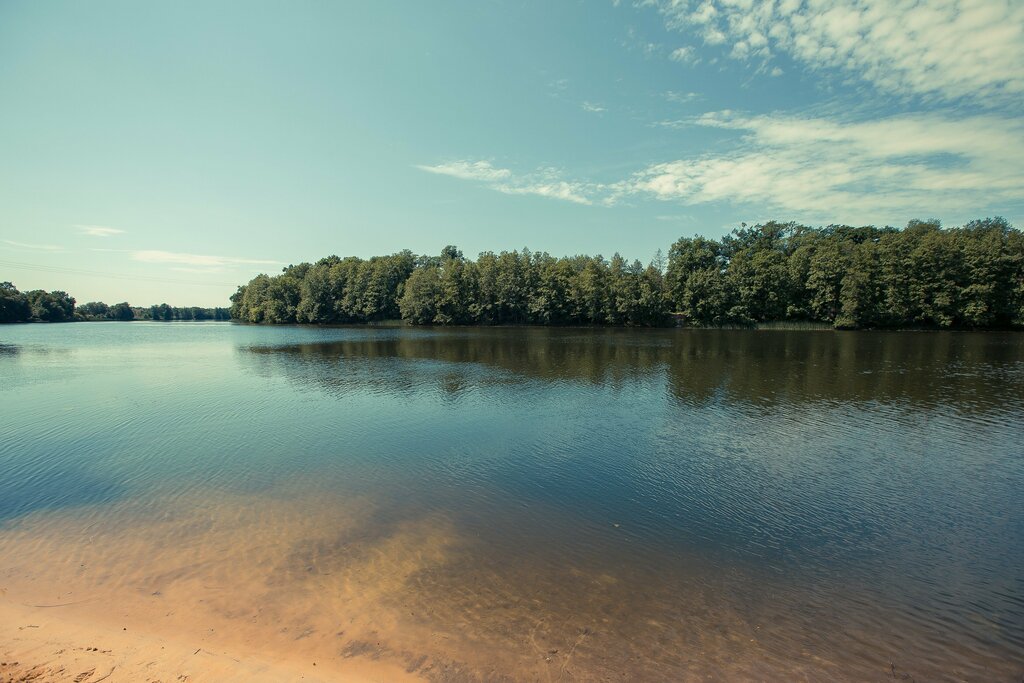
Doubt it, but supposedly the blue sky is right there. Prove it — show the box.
[1,0,1022,306]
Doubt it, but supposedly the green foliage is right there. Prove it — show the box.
[139,303,229,321]
[664,217,1023,328]
[107,302,136,320]
[24,290,76,322]
[236,246,676,327]
[78,301,110,318]
[77,301,137,321]
[399,265,441,324]
[1,282,31,323]
[0,282,225,324]
[228,217,1023,329]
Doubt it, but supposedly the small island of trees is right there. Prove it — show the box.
[0,282,230,323]
[230,217,1024,329]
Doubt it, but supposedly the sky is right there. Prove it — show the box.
[1,0,1022,307]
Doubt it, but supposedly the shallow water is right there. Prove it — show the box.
[1,322,1022,680]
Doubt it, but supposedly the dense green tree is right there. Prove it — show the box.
[667,237,722,308]
[0,282,30,323]
[399,265,441,324]
[25,290,76,322]
[805,238,850,321]
[435,249,477,324]
[956,218,1016,327]
[79,301,110,318]
[728,248,790,322]
[1009,229,1024,326]
[678,267,737,326]
[107,302,135,320]
[638,261,670,326]
[835,241,882,329]
[150,303,174,321]
[226,217,1022,330]
[0,284,219,324]
[909,226,962,327]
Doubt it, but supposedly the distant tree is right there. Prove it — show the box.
[25,290,76,322]
[225,217,1023,330]
[399,266,441,324]
[78,301,110,319]
[108,302,135,320]
[678,267,739,326]
[436,248,477,324]
[0,282,31,323]
[835,241,882,328]
[667,236,722,310]
[806,239,850,321]
[150,303,173,321]
[728,249,790,321]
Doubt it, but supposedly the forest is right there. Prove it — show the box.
[230,218,1024,329]
[0,282,229,323]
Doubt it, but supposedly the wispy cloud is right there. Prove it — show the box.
[625,110,1024,222]
[582,101,607,113]
[668,46,699,64]
[417,160,605,206]
[495,180,595,205]
[169,266,227,274]
[664,90,702,103]
[131,250,280,268]
[3,239,63,251]
[416,160,512,183]
[76,224,125,237]
[647,0,1024,106]
[419,110,1024,223]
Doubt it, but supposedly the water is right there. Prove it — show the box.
[1,322,1022,680]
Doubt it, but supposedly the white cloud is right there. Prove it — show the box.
[416,160,512,183]
[648,0,1024,105]
[76,225,125,237]
[496,181,594,205]
[421,111,1024,222]
[668,46,699,64]
[664,90,702,103]
[2,239,62,251]
[418,160,605,205]
[131,250,280,268]
[169,266,226,274]
[625,110,1024,222]
[582,101,607,113]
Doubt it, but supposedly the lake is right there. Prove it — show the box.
[1,322,1022,681]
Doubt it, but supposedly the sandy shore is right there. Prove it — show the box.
[0,601,421,683]
[0,491,459,683]
[4,485,1003,681]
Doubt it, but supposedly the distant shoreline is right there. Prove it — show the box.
[230,219,1024,331]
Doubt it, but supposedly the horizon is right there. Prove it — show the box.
[2,1,1022,307]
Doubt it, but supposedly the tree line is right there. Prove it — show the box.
[144,303,232,321]
[0,282,229,323]
[230,217,1024,329]
[231,247,673,327]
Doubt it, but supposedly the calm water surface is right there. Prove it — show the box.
[1,323,1022,680]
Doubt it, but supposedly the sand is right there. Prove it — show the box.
[0,600,419,683]
[0,490,460,682]
[2,483,1003,681]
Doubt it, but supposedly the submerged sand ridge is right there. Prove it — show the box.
[0,489,450,682]
[0,485,764,681]
[0,483,1017,681]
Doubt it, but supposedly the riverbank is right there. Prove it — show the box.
[0,601,419,683]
